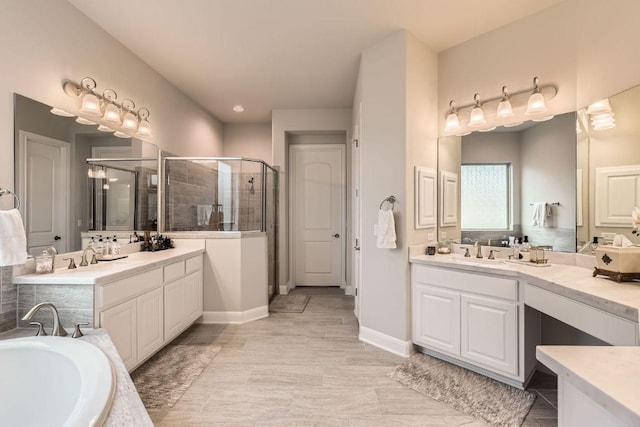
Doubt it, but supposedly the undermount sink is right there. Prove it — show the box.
[0,336,115,427]
[450,256,511,270]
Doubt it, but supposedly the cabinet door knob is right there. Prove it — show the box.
[333,234,340,238]
[54,236,62,241]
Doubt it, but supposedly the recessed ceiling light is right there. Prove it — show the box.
[233,105,244,112]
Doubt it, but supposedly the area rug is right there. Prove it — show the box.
[131,344,221,408]
[388,353,536,427]
[269,294,311,313]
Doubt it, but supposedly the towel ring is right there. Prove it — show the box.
[379,195,397,210]
[0,189,20,210]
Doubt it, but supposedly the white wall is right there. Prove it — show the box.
[353,30,437,349]
[0,0,223,210]
[223,123,272,163]
[272,109,353,293]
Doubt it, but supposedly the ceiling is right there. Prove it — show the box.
[68,0,564,124]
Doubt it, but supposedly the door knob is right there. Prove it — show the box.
[54,236,62,241]
[333,234,340,238]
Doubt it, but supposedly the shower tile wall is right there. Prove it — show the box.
[135,166,158,231]
[236,172,263,231]
[0,266,16,333]
[165,161,219,231]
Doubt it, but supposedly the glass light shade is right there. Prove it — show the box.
[525,92,547,115]
[592,122,616,130]
[76,117,97,125]
[121,111,138,131]
[113,131,130,138]
[50,107,74,117]
[456,131,471,137]
[590,112,615,123]
[444,112,461,132]
[95,169,106,179]
[496,100,514,118]
[102,103,121,124]
[468,106,486,128]
[586,99,612,115]
[79,92,102,116]
[532,115,554,122]
[478,126,496,132]
[97,125,113,132]
[87,169,94,178]
[103,184,110,190]
[136,119,152,137]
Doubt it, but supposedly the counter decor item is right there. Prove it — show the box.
[35,249,55,273]
[427,246,436,255]
[593,246,640,283]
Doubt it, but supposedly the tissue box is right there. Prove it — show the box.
[594,245,640,275]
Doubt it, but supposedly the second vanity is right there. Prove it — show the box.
[410,252,640,390]
[13,241,205,371]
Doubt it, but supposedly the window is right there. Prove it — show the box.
[461,164,511,230]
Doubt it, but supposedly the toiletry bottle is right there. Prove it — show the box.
[105,236,112,256]
[112,235,120,255]
[96,236,104,255]
[522,236,530,251]
[513,238,521,260]
[591,236,599,254]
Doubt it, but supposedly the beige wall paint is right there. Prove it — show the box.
[353,30,438,344]
[222,123,272,163]
[0,0,223,206]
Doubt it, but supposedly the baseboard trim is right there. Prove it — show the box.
[199,305,269,324]
[344,285,354,296]
[359,326,413,358]
[279,285,289,295]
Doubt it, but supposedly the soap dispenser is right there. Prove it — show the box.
[112,235,120,255]
[96,235,104,255]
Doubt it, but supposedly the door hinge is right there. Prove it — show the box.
[353,138,359,147]
[355,288,358,296]
[355,188,359,197]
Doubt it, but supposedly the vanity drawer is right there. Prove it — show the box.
[413,264,518,301]
[185,255,202,274]
[164,260,186,282]
[99,267,163,310]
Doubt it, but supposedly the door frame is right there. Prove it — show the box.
[352,106,362,319]
[288,143,346,289]
[17,130,71,254]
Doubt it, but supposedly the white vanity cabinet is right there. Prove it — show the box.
[96,253,204,371]
[412,263,527,386]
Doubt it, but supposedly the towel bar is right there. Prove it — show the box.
[379,195,397,210]
[0,188,20,210]
[529,202,560,206]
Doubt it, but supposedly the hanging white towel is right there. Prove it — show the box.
[197,205,213,226]
[531,202,550,227]
[374,209,397,248]
[0,209,28,266]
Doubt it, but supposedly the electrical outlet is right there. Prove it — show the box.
[441,231,447,239]
[427,233,434,241]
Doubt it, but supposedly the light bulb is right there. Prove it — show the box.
[102,103,121,124]
[80,92,102,116]
[526,92,547,115]
[497,100,514,118]
[121,111,138,131]
[468,106,486,128]
[444,112,461,132]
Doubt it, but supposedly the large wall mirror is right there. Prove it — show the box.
[14,94,159,256]
[577,84,640,251]
[437,112,577,253]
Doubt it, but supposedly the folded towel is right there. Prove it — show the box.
[0,209,28,266]
[531,202,550,227]
[196,205,213,226]
[374,209,396,249]
[613,234,633,247]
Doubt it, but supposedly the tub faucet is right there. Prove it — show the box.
[474,241,483,258]
[22,302,68,337]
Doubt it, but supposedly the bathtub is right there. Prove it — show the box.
[0,336,115,427]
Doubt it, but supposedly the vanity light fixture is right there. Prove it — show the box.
[444,101,461,133]
[443,76,558,135]
[59,76,153,140]
[50,107,74,117]
[586,98,616,130]
[468,94,487,128]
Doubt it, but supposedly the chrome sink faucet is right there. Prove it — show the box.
[22,302,68,336]
[80,246,98,267]
[474,241,483,258]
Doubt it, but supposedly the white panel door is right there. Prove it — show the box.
[415,166,437,229]
[440,171,458,227]
[18,131,70,255]
[461,294,518,376]
[100,299,137,370]
[137,288,164,362]
[413,283,461,356]
[291,144,345,286]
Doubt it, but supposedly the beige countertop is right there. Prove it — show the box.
[0,328,153,427]
[537,345,640,426]
[410,253,640,322]
[13,246,204,286]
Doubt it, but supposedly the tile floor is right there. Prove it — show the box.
[146,287,557,426]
